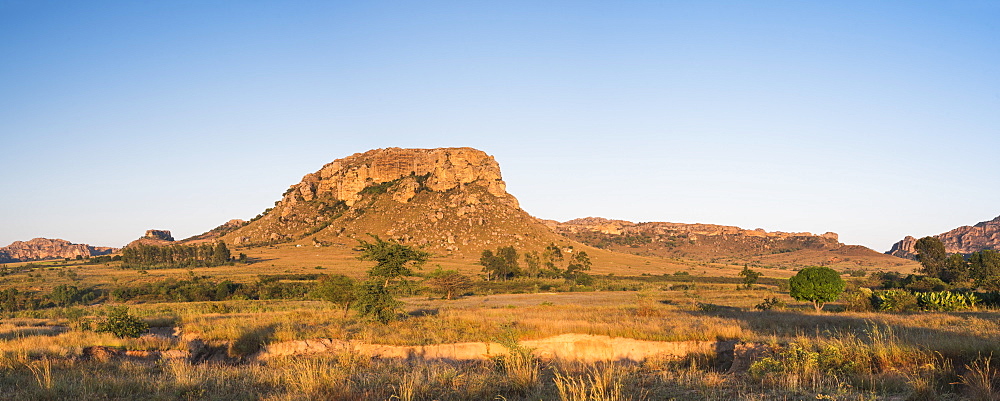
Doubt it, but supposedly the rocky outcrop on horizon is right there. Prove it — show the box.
[888,215,1000,259]
[0,238,116,263]
[550,217,914,269]
[551,217,840,242]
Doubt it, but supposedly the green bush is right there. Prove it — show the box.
[95,306,149,338]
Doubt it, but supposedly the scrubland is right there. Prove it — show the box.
[2,284,999,400]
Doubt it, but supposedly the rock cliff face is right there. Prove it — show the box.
[287,147,513,208]
[0,238,116,262]
[888,215,1000,259]
[221,147,555,255]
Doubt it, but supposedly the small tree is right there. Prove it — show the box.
[424,267,472,300]
[739,266,762,289]
[915,236,947,279]
[564,251,593,284]
[789,266,845,312]
[312,274,357,316]
[212,241,231,266]
[95,306,149,338]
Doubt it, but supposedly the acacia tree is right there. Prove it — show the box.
[564,251,592,284]
[739,265,762,289]
[357,235,429,287]
[424,267,472,300]
[352,235,428,323]
[789,266,845,312]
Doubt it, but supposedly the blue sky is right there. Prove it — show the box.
[1,1,998,252]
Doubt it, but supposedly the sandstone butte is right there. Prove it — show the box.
[218,147,561,255]
[888,215,1000,258]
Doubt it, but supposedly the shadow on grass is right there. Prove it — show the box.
[0,326,69,341]
[228,324,277,359]
[684,308,1000,361]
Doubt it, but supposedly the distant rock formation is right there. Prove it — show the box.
[124,229,177,248]
[888,215,1000,259]
[550,217,914,270]
[144,230,175,241]
[552,217,839,242]
[0,238,116,263]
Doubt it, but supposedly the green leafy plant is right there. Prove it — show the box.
[915,291,977,311]
[872,289,918,312]
[95,306,149,338]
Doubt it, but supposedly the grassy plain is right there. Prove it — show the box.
[3,280,999,400]
[2,246,990,400]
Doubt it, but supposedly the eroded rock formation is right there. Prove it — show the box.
[286,147,513,208]
[0,238,116,262]
[888,215,1000,258]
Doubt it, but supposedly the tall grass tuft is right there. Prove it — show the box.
[26,356,52,390]
[961,355,997,401]
[554,363,629,401]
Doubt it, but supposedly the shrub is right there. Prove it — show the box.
[754,297,786,311]
[841,288,875,312]
[906,277,949,292]
[95,306,149,338]
[872,289,918,312]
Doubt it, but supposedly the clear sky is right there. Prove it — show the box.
[2,1,998,252]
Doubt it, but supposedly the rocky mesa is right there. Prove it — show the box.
[888,215,1000,259]
[0,238,116,263]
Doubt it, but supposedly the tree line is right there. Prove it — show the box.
[121,241,232,269]
[480,243,593,284]
[913,236,1000,290]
